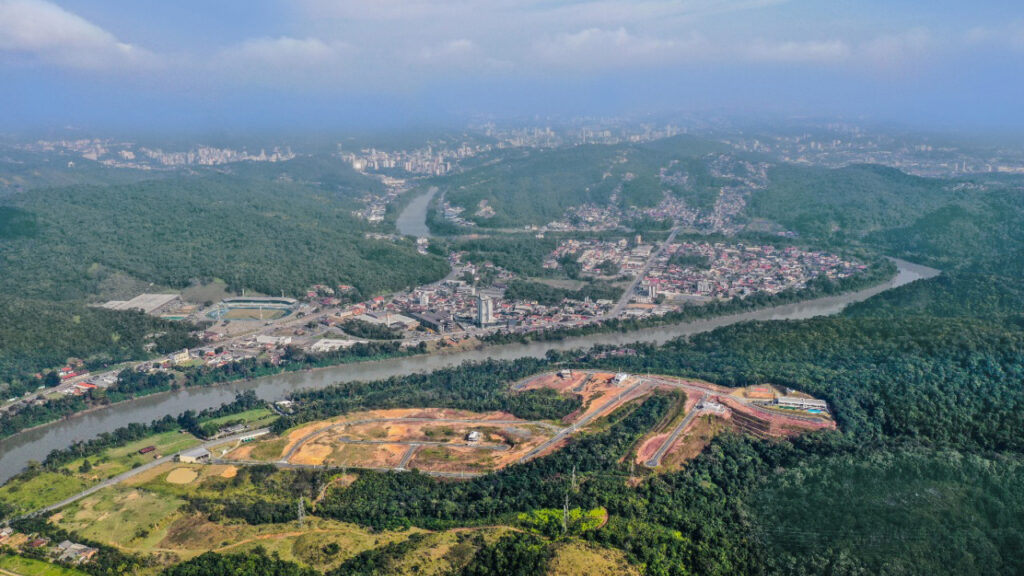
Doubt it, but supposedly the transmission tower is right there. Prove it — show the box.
[297,497,306,528]
[562,493,569,535]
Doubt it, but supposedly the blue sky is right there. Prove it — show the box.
[1,0,1022,133]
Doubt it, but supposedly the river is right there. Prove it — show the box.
[0,258,937,483]
[395,186,438,237]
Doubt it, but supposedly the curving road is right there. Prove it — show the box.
[645,392,708,468]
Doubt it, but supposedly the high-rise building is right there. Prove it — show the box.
[476,295,495,327]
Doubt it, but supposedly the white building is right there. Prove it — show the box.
[176,447,211,463]
[776,396,828,411]
[476,295,495,327]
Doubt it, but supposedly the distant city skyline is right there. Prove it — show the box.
[1,0,1022,132]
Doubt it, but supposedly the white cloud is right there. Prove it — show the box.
[212,37,352,86]
[861,28,931,69]
[745,39,851,63]
[532,27,703,69]
[0,0,152,70]
[415,38,512,71]
[965,21,1024,51]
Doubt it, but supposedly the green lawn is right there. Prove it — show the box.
[61,430,200,480]
[200,407,277,430]
[0,472,91,515]
[0,554,89,576]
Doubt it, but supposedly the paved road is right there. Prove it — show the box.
[645,392,708,468]
[607,227,680,319]
[397,445,417,469]
[518,379,649,463]
[23,428,270,518]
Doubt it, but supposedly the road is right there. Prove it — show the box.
[397,446,417,469]
[645,392,708,468]
[607,227,680,318]
[22,428,269,518]
[212,458,484,479]
[517,378,649,463]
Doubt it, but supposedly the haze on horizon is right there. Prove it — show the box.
[1,0,1022,134]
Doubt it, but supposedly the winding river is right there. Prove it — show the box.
[395,186,438,237]
[0,258,937,483]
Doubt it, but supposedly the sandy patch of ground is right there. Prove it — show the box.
[281,420,338,456]
[408,445,499,473]
[635,434,668,465]
[662,415,728,469]
[206,464,237,478]
[327,443,407,469]
[223,443,255,460]
[291,442,333,466]
[166,468,199,485]
[123,462,179,486]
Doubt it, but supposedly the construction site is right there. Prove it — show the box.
[220,371,835,476]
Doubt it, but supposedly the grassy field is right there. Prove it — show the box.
[0,555,89,576]
[200,407,277,430]
[214,517,416,573]
[221,308,288,321]
[60,429,200,481]
[548,542,639,576]
[248,437,287,461]
[53,485,186,551]
[0,472,91,515]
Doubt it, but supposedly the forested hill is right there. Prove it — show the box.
[438,136,736,228]
[0,173,447,300]
[747,163,1024,269]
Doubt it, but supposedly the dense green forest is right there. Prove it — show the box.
[747,164,1024,269]
[747,163,956,239]
[439,136,735,228]
[1,174,446,301]
[441,145,622,227]
[0,298,197,387]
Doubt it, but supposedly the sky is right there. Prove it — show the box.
[1,0,1023,133]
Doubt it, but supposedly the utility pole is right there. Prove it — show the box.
[571,465,577,493]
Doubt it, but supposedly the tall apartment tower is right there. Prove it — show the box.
[476,295,495,327]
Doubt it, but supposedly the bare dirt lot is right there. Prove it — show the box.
[166,468,199,485]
